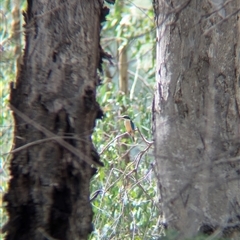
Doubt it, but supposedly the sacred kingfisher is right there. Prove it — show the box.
[119,115,135,140]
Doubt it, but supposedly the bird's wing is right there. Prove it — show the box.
[130,120,135,131]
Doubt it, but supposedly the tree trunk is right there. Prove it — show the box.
[4,0,104,239]
[153,0,240,238]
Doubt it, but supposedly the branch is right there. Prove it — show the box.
[136,127,153,145]
[3,136,82,155]
[10,105,102,167]
[99,132,132,155]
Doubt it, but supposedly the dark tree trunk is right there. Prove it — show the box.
[153,0,240,239]
[4,0,105,239]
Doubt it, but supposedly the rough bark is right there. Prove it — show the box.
[4,0,105,239]
[153,0,240,238]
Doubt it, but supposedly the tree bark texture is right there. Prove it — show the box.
[4,0,105,239]
[153,0,240,238]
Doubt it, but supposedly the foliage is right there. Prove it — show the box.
[90,0,160,239]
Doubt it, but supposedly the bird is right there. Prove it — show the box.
[119,115,135,140]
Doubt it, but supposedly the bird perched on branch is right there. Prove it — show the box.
[119,115,135,141]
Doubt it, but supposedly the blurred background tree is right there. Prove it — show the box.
[1,0,161,239]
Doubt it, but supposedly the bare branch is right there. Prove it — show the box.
[10,105,102,167]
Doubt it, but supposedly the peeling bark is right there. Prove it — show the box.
[153,0,240,238]
[4,0,105,239]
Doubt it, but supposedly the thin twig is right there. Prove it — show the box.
[135,143,153,170]
[99,132,130,155]
[10,105,102,167]
[2,136,82,155]
[137,127,153,145]
[203,8,240,36]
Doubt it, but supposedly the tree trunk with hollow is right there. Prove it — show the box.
[153,0,240,238]
[4,0,104,239]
